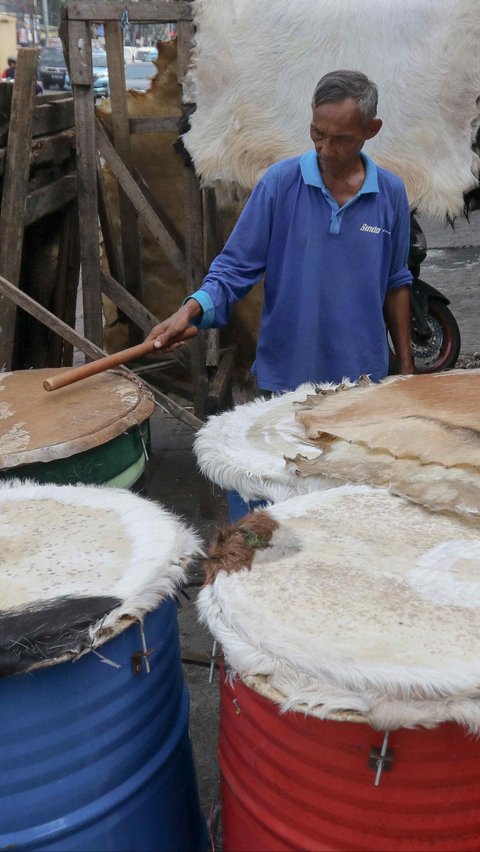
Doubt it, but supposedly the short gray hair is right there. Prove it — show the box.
[311,70,378,121]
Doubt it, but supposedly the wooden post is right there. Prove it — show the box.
[66,17,103,347]
[0,48,39,368]
[47,200,81,366]
[104,20,143,331]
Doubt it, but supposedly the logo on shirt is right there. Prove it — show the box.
[360,223,391,235]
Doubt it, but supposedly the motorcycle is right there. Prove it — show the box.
[389,213,461,373]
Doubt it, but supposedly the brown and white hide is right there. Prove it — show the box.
[198,486,480,733]
[292,370,480,517]
[96,40,261,373]
[97,41,185,352]
[184,0,480,220]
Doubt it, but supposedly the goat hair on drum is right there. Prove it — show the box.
[0,480,202,677]
[199,485,480,732]
[195,369,480,517]
[200,487,480,851]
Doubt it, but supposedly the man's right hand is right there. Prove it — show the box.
[145,300,202,349]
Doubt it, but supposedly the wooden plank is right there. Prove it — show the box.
[129,116,179,134]
[68,20,103,345]
[101,270,160,336]
[96,118,186,277]
[208,347,236,408]
[47,201,81,365]
[177,20,192,84]
[0,47,39,369]
[66,20,93,86]
[105,21,143,315]
[183,164,208,419]
[35,91,72,105]
[0,272,203,431]
[66,1,192,23]
[204,188,220,367]
[97,156,124,286]
[60,201,81,366]
[24,174,77,225]
[31,128,76,167]
[32,99,75,137]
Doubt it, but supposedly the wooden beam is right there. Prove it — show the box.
[32,99,75,137]
[96,118,186,278]
[24,174,77,225]
[97,156,124,286]
[68,20,103,345]
[0,47,39,369]
[47,200,81,365]
[0,272,202,431]
[30,129,76,168]
[66,1,192,23]
[105,21,143,315]
[129,116,179,134]
[101,270,160,336]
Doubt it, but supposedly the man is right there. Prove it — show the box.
[2,58,16,80]
[147,69,414,389]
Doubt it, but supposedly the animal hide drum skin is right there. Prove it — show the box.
[184,0,480,219]
[292,369,480,517]
[195,370,480,516]
[193,383,339,503]
[198,486,480,733]
[0,480,202,676]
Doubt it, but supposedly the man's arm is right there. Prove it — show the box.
[146,298,202,349]
[384,285,414,374]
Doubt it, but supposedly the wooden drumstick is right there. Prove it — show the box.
[43,326,198,392]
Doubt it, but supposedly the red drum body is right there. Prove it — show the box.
[220,674,480,852]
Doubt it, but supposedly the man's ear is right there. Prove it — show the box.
[365,117,383,140]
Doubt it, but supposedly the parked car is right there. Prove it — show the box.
[64,52,110,98]
[134,47,158,62]
[38,46,68,89]
[124,61,156,92]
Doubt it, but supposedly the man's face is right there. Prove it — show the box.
[310,97,381,170]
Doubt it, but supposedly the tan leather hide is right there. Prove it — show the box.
[292,371,480,515]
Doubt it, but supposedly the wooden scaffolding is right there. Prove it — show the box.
[60,0,233,421]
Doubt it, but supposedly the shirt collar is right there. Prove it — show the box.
[300,150,379,194]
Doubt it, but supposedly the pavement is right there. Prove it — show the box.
[418,209,480,353]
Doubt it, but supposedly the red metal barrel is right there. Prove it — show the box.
[220,674,480,851]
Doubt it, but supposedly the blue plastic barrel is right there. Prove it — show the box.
[0,599,207,851]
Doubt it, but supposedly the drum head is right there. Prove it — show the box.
[0,369,154,469]
[194,384,335,503]
[0,481,201,676]
[199,486,480,732]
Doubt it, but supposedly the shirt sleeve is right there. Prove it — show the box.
[387,182,413,290]
[188,174,276,328]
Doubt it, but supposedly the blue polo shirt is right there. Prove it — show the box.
[188,152,412,391]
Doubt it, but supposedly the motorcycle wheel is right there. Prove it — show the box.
[389,298,461,374]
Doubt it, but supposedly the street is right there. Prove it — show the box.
[419,209,480,354]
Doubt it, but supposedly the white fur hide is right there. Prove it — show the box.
[198,486,480,733]
[184,0,480,219]
[193,384,339,502]
[0,480,202,663]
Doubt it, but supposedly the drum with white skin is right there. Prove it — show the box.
[0,480,207,851]
[195,369,480,517]
[199,485,480,851]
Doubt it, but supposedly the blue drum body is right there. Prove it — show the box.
[0,599,207,851]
